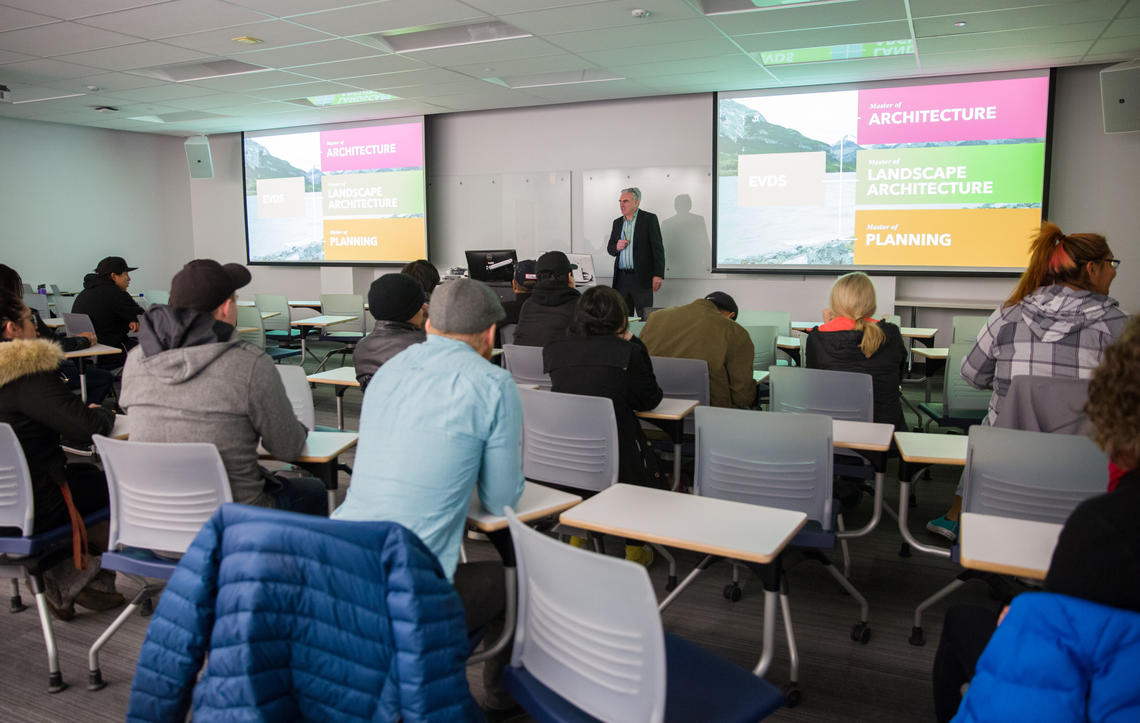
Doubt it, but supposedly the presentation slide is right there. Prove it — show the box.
[243,118,427,265]
[715,71,1051,274]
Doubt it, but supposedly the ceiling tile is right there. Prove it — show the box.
[161,20,334,55]
[765,53,919,84]
[222,0,385,19]
[521,78,650,102]
[236,39,381,68]
[53,71,168,92]
[104,82,223,101]
[57,42,211,72]
[913,0,1125,37]
[447,53,597,79]
[0,57,107,81]
[0,0,169,21]
[183,69,314,91]
[160,91,267,109]
[733,21,913,52]
[1103,16,1140,37]
[578,38,740,67]
[0,48,33,63]
[248,80,359,100]
[378,78,495,98]
[706,0,906,35]
[615,53,760,79]
[909,0,1072,18]
[918,21,1106,54]
[499,0,701,35]
[462,0,600,13]
[0,5,57,32]
[548,18,727,54]
[0,21,142,56]
[1123,0,1140,16]
[349,67,473,90]
[78,0,272,39]
[1087,35,1140,55]
[286,54,424,80]
[404,36,564,66]
[289,0,488,36]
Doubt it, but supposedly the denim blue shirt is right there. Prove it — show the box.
[333,335,525,579]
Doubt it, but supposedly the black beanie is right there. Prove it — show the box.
[368,273,426,322]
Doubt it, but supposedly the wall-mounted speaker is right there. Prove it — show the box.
[1101,59,1140,134]
[184,134,214,178]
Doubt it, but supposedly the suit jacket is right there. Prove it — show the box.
[607,209,665,289]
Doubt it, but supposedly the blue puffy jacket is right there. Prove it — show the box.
[127,504,481,722]
[955,592,1140,722]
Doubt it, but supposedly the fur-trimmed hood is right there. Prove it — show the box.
[0,338,63,388]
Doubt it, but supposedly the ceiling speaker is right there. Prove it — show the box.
[1101,59,1140,134]
[184,134,214,178]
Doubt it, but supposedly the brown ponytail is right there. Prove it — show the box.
[1006,221,1110,307]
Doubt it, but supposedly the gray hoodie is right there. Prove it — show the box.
[120,306,307,507]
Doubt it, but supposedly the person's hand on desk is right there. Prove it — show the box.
[652,276,663,292]
[615,238,629,251]
[78,331,97,345]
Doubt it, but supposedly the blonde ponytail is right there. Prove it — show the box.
[829,272,884,357]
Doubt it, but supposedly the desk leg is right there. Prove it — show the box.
[897,473,952,559]
[295,458,339,517]
[335,387,345,431]
[671,442,682,491]
[76,357,88,403]
[658,554,716,612]
[753,588,779,678]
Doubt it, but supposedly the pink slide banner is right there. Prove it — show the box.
[856,76,1049,145]
[321,122,423,172]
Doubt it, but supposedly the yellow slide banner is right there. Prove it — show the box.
[854,208,1040,268]
[323,218,426,262]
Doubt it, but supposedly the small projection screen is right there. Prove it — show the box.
[714,70,1052,275]
[243,117,427,265]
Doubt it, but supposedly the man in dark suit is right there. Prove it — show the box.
[606,187,665,318]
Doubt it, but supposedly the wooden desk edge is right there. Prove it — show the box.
[958,556,1047,580]
[836,440,893,452]
[469,497,582,532]
[557,511,808,565]
[306,376,360,387]
[637,400,699,420]
[896,452,966,466]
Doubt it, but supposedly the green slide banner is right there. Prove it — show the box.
[321,170,425,217]
[855,143,1044,206]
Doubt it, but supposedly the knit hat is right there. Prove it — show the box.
[428,278,505,334]
[368,273,426,322]
[169,259,251,312]
[704,291,738,316]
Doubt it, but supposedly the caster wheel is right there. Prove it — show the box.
[139,598,154,618]
[665,575,677,592]
[909,626,926,646]
[851,622,871,644]
[782,684,802,708]
[899,542,911,558]
[722,583,743,602]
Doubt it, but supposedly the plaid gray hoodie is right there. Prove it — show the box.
[962,285,1128,424]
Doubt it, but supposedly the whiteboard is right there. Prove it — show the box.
[427,171,571,273]
[578,167,713,280]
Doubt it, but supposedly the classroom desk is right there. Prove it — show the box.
[63,343,122,402]
[893,431,967,558]
[259,431,358,515]
[307,366,359,430]
[261,311,280,320]
[636,398,699,489]
[753,369,769,383]
[560,483,807,680]
[958,512,1062,580]
[236,300,255,307]
[910,347,949,401]
[832,419,895,539]
[288,300,323,310]
[290,315,357,364]
[42,317,65,328]
[110,414,129,439]
[895,298,1001,329]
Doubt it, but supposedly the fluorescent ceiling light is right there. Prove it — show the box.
[485,69,623,89]
[755,39,914,66]
[702,0,852,16]
[12,92,86,104]
[133,59,267,83]
[368,20,531,53]
[290,90,400,107]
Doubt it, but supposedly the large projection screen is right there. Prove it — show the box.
[243,117,427,266]
[715,70,1052,275]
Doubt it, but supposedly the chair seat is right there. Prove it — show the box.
[266,346,302,361]
[101,547,179,579]
[917,402,987,429]
[790,519,835,550]
[504,632,784,723]
[0,507,109,557]
[319,332,364,341]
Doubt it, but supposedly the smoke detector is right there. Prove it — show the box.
[632,8,650,18]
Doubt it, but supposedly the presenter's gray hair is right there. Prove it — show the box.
[621,187,642,202]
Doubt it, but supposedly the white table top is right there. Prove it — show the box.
[236,300,255,307]
[911,346,949,360]
[467,482,582,532]
[900,327,939,339]
[833,419,894,452]
[261,311,280,320]
[236,326,258,334]
[959,512,1062,579]
[777,335,800,350]
[42,317,65,328]
[308,366,359,386]
[896,298,1001,311]
[290,314,357,328]
[636,397,699,421]
[894,431,968,466]
[288,300,322,308]
[259,431,358,463]
[753,369,769,383]
[560,484,807,564]
[63,343,121,359]
[111,414,129,439]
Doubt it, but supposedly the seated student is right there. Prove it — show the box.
[0,293,123,619]
[401,258,441,297]
[354,273,427,389]
[71,256,145,365]
[639,291,756,409]
[544,286,664,565]
[333,278,524,719]
[931,314,1140,722]
[120,260,326,516]
[501,258,536,326]
[0,264,114,406]
[512,251,580,348]
[806,272,907,429]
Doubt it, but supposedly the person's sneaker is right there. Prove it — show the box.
[926,515,959,542]
[625,544,655,568]
[44,596,76,622]
[567,536,588,549]
[75,588,126,612]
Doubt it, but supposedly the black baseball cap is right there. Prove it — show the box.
[95,256,137,275]
[169,259,252,312]
[514,259,537,287]
[536,251,577,276]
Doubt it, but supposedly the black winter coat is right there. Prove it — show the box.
[805,321,907,430]
[512,282,579,348]
[72,273,144,350]
[544,334,664,487]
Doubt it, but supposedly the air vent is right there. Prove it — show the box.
[133,59,266,83]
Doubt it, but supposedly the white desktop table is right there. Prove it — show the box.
[42,316,65,329]
[894,431,968,558]
[636,398,699,489]
[259,430,359,515]
[560,483,807,679]
[290,315,357,364]
[910,347,949,401]
[63,343,122,402]
[832,419,895,539]
[466,482,582,533]
[958,512,1062,580]
[307,366,360,430]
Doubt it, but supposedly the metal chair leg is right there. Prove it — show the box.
[28,574,66,693]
